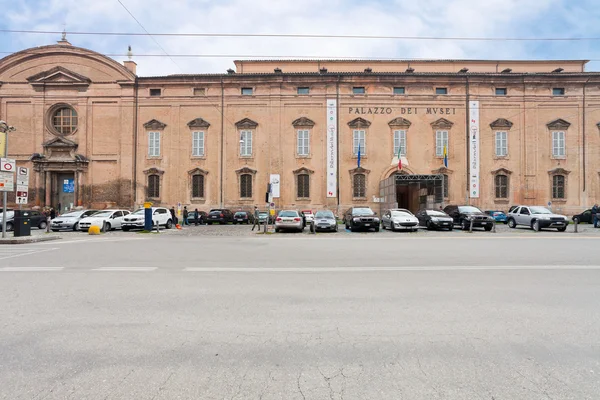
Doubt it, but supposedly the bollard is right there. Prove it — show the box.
[46,216,51,233]
[469,218,473,233]
[574,219,578,233]
[311,220,316,234]
[492,221,496,233]
[155,220,160,233]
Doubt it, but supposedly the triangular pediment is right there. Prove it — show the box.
[292,117,315,128]
[547,118,571,130]
[143,119,167,130]
[347,117,371,129]
[293,167,314,175]
[42,136,78,149]
[27,66,91,86]
[490,118,514,129]
[388,117,412,128]
[187,118,211,129]
[235,118,258,129]
[431,118,454,129]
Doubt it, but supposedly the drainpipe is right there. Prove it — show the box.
[220,76,225,207]
[465,76,470,204]
[132,76,139,207]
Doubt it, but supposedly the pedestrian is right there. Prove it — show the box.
[592,203,599,228]
[194,208,200,226]
[50,208,56,220]
[170,207,178,225]
[251,206,260,231]
[183,206,189,226]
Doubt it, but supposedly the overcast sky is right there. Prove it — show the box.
[1,0,599,76]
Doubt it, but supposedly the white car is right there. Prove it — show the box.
[78,209,130,232]
[381,208,419,232]
[302,210,315,224]
[121,207,174,231]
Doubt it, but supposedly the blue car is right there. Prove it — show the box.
[485,210,507,223]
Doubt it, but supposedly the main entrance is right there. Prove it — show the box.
[379,174,444,214]
[55,172,75,213]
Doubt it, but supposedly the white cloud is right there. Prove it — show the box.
[0,0,597,75]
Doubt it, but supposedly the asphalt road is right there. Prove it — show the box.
[0,235,599,399]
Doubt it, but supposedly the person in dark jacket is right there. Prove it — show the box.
[183,206,189,226]
[50,208,56,220]
[194,208,200,226]
[170,207,178,225]
[592,204,599,228]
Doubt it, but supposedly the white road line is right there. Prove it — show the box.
[0,267,64,272]
[33,237,148,245]
[92,267,157,272]
[0,248,58,260]
[184,265,600,272]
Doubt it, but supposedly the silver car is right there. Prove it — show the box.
[51,209,98,231]
[507,206,568,232]
[275,210,304,233]
[381,208,419,232]
[314,210,338,232]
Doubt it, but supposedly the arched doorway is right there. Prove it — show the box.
[379,168,444,214]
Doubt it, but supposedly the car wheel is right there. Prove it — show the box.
[73,223,79,231]
[484,224,493,232]
[102,222,111,232]
[573,217,579,224]
[447,226,453,231]
[39,221,47,230]
[461,219,469,230]
[507,218,516,229]
[374,226,380,232]
[532,220,540,232]
[334,225,338,232]
[426,220,432,230]
[557,226,567,232]
[165,219,173,229]
[52,229,60,232]
[5,222,13,232]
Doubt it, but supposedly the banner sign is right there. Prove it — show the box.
[269,174,280,198]
[0,132,6,158]
[326,99,337,198]
[469,101,480,198]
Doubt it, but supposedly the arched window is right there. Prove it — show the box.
[353,173,366,198]
[240,174,252,198]
[297,174,310,198]
[147,175,160,198]
[192,174,205,198]
[552,175,565,199]
[495,174,508,198]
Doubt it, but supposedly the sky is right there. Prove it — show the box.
[0,0,599,76]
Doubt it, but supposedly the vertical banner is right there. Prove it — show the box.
[269,174,280,198]
[0,132,6,158]
[469,100,480,198]
[326,99,337,198]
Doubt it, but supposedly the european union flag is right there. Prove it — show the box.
[443,145,448,168]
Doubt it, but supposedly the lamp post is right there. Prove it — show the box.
[0,120,16,238]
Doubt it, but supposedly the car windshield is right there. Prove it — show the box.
[530,207,552,214]
[353,208,374,216]
[427,210,447,216]
[315,211,335,218]
[391,211,411,217]
[259,212,268,216]
[60,211,83,218]
[279,211,298,217]
[131,209,145,215]
[458,206,482,213]
[234,212,246,216]
[91,211,113,218]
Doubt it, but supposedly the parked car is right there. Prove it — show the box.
[233,211,251,224]
[302,210,315,225]
[344,207,380,232]
[79,209,131,232]
[415,209,454,230]
[187,210,207,225]
[314,210,338,232]
[443,205,494,231]
[572,209,594,224]
[0,209,48,231]
[275,210,304,232]
[206,209,234,225]
[485,210,508,224]
[51,209,98,231]
[122,207,173,231]
[508,205,521,214]
[381,208,419,232]
[507,206,568,232]
[257,211,269,224]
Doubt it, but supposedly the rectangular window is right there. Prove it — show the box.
[240,130,253,156]
[192,174,205,198]
[553,87,565,96]
[353,130,366,156]
[353,174,366,198]
[148,131,160,157]
[240,174,252,198]
[297,130,310,156]
[297,87,310,95]
[495,88,507,96]
[393,130,407,156]
[435,130,448,156]
[352,87,366,95]
[297,174,310,198]
[435,87,448,95]
[552,131,565,157]
[147,175,160,198]
[192,131,205,157]
[495,175,508,198]
[552,175,565,199]
[393,87,405,95]
[149,88,161,97]
[495,131,508,156]
[193,88,206,96]
[241,87,253,95]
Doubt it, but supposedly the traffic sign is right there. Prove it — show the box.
[16,195,28,204]
[0,171,14,192]
[16,184,28,193]
[270,202,275,207]
[0,158,15,172]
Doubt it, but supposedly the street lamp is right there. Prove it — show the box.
[0,120,16,238]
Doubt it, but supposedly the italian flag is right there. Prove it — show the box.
[397,147,402,170]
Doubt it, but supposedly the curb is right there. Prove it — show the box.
[0,236,62,245]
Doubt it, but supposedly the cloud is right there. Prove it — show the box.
[0,0,599,75]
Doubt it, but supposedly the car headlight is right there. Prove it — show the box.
[431,217,439,222]
[353,217,360,222]
[539,215,551,220]
[373,218,379,222]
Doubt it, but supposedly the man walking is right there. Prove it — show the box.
[251,206,260,231]
[183,206,189,226]
[194,208,200,226]
[592,203,599,228]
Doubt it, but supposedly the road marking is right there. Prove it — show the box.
[247,235,600,240]
[0,247,58,260]
[33,237,148,245]
[0,266,63,272]
[184,265,600,272]
[92,267,157,272]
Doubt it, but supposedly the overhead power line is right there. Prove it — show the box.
[1,28,600,42]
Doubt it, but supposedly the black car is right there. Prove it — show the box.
[415,209,454,230]
[343,207,380,232]
[0,209,48,231]
[206,209,234,225]
[188,211,207,224]
[233,211,252,224]
[443,205,494,231]
[572,209,593,224]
